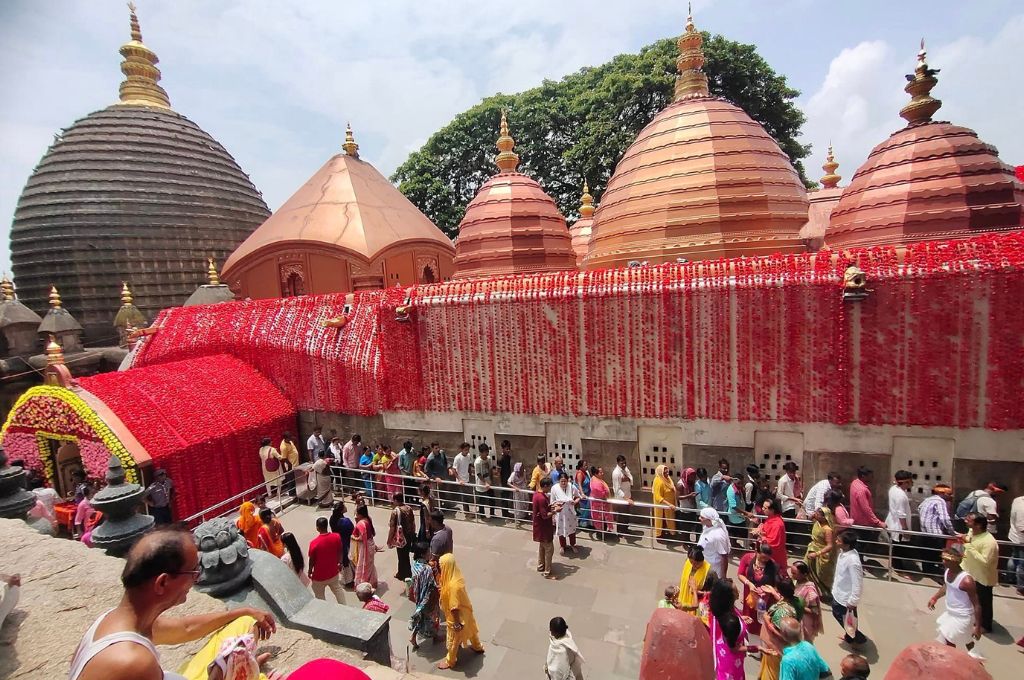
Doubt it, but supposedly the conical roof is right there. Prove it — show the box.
[584,12,808,268]
[9,6,268,342]
[223,124,453,277]
[828,42,1023,249]
[453,113,575,279]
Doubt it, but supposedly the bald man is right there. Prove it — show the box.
[68,527,276,680]
[776,616,832,680]
[838,654,870,680]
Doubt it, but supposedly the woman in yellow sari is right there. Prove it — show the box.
[437,553,485,670]
[679,544,714,626]
[235,501,261,548]
[652,464,677,540]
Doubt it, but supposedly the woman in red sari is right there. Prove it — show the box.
[352,504,383,588]
[588,466,615,538]
[753,497,788,572]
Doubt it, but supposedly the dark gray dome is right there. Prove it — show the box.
[10,104,270,343]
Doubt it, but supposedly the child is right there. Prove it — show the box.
[657,585,683,610]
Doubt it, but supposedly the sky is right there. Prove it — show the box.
[0,0,1021,275]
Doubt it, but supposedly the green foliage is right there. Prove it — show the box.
[391,34,810,239]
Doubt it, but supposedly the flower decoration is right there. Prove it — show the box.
[121,232,1024,437]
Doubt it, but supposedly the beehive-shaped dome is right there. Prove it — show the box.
[9,6,269,341]
[453,113,575,279]
[584,12,808,269]
[827,43,1023,249]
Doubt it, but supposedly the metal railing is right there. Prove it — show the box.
[182,463,1024,598]
[181,469,298,529]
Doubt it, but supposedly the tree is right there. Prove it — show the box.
[391,34,810,239]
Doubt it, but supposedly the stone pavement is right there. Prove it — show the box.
[279,503,1024,679]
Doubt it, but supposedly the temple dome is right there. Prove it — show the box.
[584,13,808,269]
[223,124,455,295]
[453,113,575,279]
[827,43,1022,249]
[9,6,268,341]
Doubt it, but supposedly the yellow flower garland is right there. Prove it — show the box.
[1,385,139,484]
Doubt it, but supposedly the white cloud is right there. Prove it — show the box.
[799,17,1024,185]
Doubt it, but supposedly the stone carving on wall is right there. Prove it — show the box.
[417,255,439,284]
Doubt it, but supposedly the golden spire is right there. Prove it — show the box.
[0,275,14,302]
[120,281,134,305]
[343,123,360,158]
[579,181,595,219]
[207,258,221,285]
[674,3,710,100]
[45,334,65,366]
[495,110,520,173]
[900,38,941,125]
[116,2,172,109]
[820,145,841,189]
[49,285,63,309]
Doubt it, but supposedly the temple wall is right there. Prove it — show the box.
[306,408,1024,525]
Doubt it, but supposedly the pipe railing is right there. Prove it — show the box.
[181,469,298,529]
[182,463,1024,598]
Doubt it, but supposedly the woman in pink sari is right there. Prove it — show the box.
[709,578,755,679]
[588,466,615,538]
[382,447,402,504]
[351,504,382,588]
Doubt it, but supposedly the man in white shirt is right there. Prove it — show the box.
[832,530,867,645]
[885,469,917,573]
[306,426,326,463]
[777,461,804,549]
[1009,494,1024,596]
[451,443,474,517]
[803,472,842,517]
[954,482,1007,533]
[328,436,344,459]
[612,454,634,536]
[473,444,495,518]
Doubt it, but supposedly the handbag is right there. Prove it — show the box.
[388,507,408,549]
[843,607,859,638]
[263,448,280,473]
[340,560,355,585]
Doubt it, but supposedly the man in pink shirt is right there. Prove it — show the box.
[850,466,886,558]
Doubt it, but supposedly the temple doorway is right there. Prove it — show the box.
[53,440,82,496]
[421,265,436,284]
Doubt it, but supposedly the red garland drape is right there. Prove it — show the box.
[132,233,1024,432]
[81,354,296,519]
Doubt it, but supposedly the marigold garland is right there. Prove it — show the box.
[1,386,138,483]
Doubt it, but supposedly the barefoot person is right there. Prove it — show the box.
[68,527,276,680]
[533,477,559,578]
[927,544,983,660]
[437,554,484,670]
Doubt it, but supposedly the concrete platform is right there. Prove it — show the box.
[278,502,1024,678]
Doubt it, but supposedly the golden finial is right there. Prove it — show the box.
[900,38,941,125]
[49,285,62,309]
[207,258,221,285]
[120,281,133,305]
[45,334,65,367]
[820,145,841,189]
[116,2,171,109]
[495,110,520,173]
[579,181,595,219]
[0,274,14,302]
[674,5,709,100]
[343,123,360,158]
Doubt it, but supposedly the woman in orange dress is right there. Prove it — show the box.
[235,501,261,548]
[256,507,286,557]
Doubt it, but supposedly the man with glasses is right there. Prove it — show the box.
[68,527,275,680]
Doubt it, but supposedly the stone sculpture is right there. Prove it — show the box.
[194,516,252,597]
[89,454,155,555]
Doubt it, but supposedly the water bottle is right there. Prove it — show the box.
[756,596,767,624]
